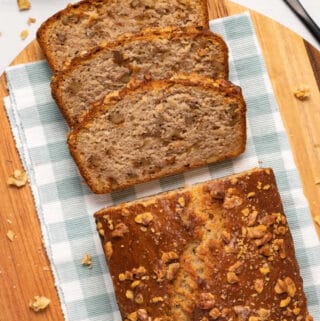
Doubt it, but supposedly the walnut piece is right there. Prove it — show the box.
[233,306,250,321]
[209,307,220,319]
[81,254,92,268]
[104,241,113,260]
[111,223,129,238]
[161,251,178,264]
[227,271,239,284]
[166,262,180,281]
[293,85,310,100]
[280,296,291,307]
[134,212,153,226]
[27,17,36,25]
[198,292,216,309]
[6,230,16,241]
[274,277,296,297]
[17,0,31,10]
[223,195,243,209]
[7,169,28,187]
[135,293,144,304]
[254,279,264,294]
[29,296,50,312]
[20,30,29,40]
[126,290,134,300]
[247,225,267,239]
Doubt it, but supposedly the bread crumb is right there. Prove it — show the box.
[17,0,31,10]
[7,169,28,187]
[20,30,29,40]
[27,17,36,25]
[7,218,12,224]
[314,215,320,227]
[81,254,92,268]
[29,296,50,312]
[6,230,16,241]
[293,85,310,100]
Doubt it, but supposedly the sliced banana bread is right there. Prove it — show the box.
[37,0,209,72]
[94,168,313,320]
[51,27,228,127]
[68,75,246,194]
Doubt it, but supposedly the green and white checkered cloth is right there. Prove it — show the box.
[4,12,320,321]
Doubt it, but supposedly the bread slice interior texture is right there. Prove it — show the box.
[37,0,209,71]
[68,76,246,194]
[94,168,313,320]
[51,27,228,126]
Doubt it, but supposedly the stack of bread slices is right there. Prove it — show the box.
[37,0,246,194]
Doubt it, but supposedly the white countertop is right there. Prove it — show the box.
[0,0,319,76]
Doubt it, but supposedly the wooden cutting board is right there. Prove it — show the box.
[0,1,319,321]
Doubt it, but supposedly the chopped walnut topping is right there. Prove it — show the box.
[111,223,129,238]
[126,290,134,300]
[166,262,180,281]
[131,280,141,288]
[222,230,231,243]
[233,306,250,320]
[247,192,255,198]
[227,271,239,284]
[150,296,164,303]
[209,307,220,319]
[231,177,238,185]
[254,279,264,293]
[122,208,130,216]
[257,308,270,319]
[6,230,16,241]
[29,296,50,312]
[135,212,153,226]
[7,169,28,187]
[103,215,114,230]
[275,277,296,297]
[81,254,92,268]
[161,251,178,264]
[135,293,144,304]
[197,48,208,57]
[18,0,31,10]
[259,263,270,275]
[248,317,259,321]
[127,311,138,321]
[273,238,286,259]
[228,261,243,274]
[293,85,310,100]
[257,181,262,189]
[137,309,149,321]
[198,292,216,309]
[223,195,243,209]
[177,197,185,207]
[247,210,258,226]
[132,266,147,277]
[293,307,301,315]
[104,241,113,260]
[255,232,273,246]
[96,222,105,236]
[241,208,250,216]
[119,273,126,281]
[247,225,267,239]
[280,296,291,307]
[263,184,271,190]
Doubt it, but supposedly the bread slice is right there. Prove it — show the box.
[94,167,313,321]
[67,75,246,194]
[51,27,228,127]
[36,0,209,72]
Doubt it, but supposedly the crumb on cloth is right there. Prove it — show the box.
[17,0,31,11]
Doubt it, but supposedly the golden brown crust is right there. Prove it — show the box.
[67,76,246,194]
[37,0,210,72]
[94,168,312,320]
[50,26,229,127]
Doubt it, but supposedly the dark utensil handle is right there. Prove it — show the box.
[284,0,320,44]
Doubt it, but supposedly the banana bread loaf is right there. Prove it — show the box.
[37,0,209,72]
[51,27,228,126]
[67,75,246,194]
[94,168,313,321]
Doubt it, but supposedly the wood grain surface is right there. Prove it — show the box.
[0,1,319,321]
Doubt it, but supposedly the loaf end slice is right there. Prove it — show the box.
[68,75,246,194]
[36,0,209,72]
[51,26,228,127]
[94,167,313,321]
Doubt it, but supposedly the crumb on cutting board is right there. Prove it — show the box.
[6,230,16,241]
[293,85,310,100]
[81,254,92,268]
[29,296,50,312]
[17,0,31,11]
[7,169,28,187]
[314,215,320,227]
[27,17,36,25]
[20,30,29,41]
